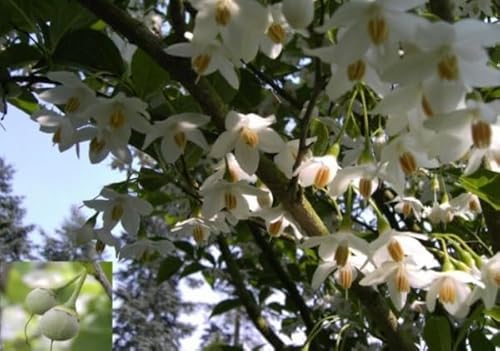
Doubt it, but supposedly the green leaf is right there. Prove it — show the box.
[210,298,241,318]
[460,169,500,210]
[309,118,329,156]
[7,89,38,115]
[469,330,495,351]
[138,167,169,191]
[485,306,500,322]
[180,262,205,277]
[0,43,41,68]
[53,29,124,75]
[424,316,451,351]
[157,256,183,284]
[131,48,169,98]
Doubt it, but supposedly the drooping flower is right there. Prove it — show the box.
[83,188,153,235]
[142,113,210,163]
[281,0,314,30]
[31,109,80,153]
[273,137,316,179]
[468,253,500,309]
[256,204,301,238]
[119,239,175,260]
[210,111,285,175]
[295,155,339,189]
[426,270,483,318]
[329,162,385,199]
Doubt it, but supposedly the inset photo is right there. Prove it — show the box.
[0,262,112,351]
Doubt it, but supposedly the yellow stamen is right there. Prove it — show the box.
[334,243,350,267]
[224,192,237,210]
[395,265,410,292]
[174,131,187,149]
[402,202,412,218]
[193,54,211,75]
[438,277,456,304]
[267,23,286,44]
[268,218,283,237]
[52,127,62,144]
[110,109,126,129]
[399,152,417,176]
[240,127,259,147]
[90,137,106,154]
[314,166,331,188]
[193,224,205,243]
[359,178,373,199]
[347,60,366,81]
[471,120,492,149]
[421,95,434,118]
[437,54,459,81]
[387,239,405,262]
[215,0,231,26]
[111,204,124,221]
[65,96,80,113]
[367,16,388,45]
[338,265,353,289]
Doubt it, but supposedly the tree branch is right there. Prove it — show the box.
[91,261,112,299]
[217,236,287,350]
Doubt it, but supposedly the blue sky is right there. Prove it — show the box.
[0,105,123,234]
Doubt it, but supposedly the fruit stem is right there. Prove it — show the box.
[64,270,87,310]
[24,313,33,345]
[54,273,82,293]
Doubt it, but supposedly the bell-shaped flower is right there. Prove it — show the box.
[31,109,80,153]
[369,227,438,269]
[295,155,339,189]
[424,201,455,226]
[37,71,97,118]
[381,130,439,194]
[190,0,268,62]
[449,193,482,220]
[256,204,301,238]
[166,39,240,89]
[80,126,133,164]
[259,3,293,59]
[392,196,424,221]
[281,0,314,30]
[83,188,153,235]
[143,113,210,163]
[273,137,316,179]
[210,111,285,175]
[360,259,433,310]
[329,162,385,199]
[468,253,500,309]
[318,0,426,66]
[426,270,483,318]
[119,238,174,260]
[200,179,267,219]
[382,20,500,92]
[88,92,151,136]
[304,228,371,289]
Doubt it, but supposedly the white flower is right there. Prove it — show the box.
[259,4,293,59]
[369,228,438,269]
[200,179,267,219]
[88,92,151,136]
[81,126,133,164]
[38,71,97,118]
[172,217,215,243]
[83,188,153,235]
[449,193,482,219]
[281,0,314,30]
[210,111,285,175]
[166,39,240,89]
[318,0,426,66]
[273,137,316,179]
[380,130,439,194]
[119,239,174,260]
[360,260,433,310]
[382,20,500,92]
[303,229,371,289]
[468,253,500,309]
[256,204,301,238]
[392,196,424,221]
[295,155,339,188]
[143,113,210,163]
[426,270,483,318]
[329,162,384,199]
[424,201,455,225]
[190,0,268,61]
[31,109,80,153]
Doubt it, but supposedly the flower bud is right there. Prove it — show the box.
[282,0,314,29]
[40,305,80,341]
[25,288,57,315]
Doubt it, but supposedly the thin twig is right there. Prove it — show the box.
[91,261,112,299]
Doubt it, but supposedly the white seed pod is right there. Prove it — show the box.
[40,305,80,341]
[282,0,314,29]
[25,288,57,315]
